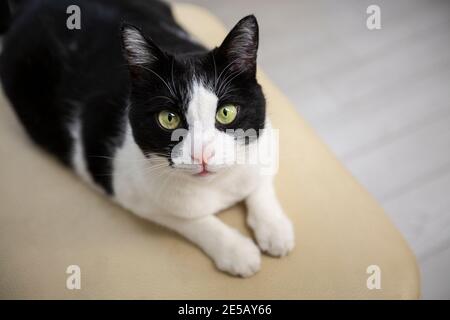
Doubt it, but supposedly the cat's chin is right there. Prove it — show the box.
[170,165,233,180]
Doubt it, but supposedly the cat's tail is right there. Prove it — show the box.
[0,0,28,35]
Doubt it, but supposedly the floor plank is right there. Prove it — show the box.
[420,245,450,299]
[317,62,450,159]
[384,171,450,262]
[346,114,450,200]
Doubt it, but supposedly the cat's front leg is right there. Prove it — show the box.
[245,179,295,256]
[150,214,261,277]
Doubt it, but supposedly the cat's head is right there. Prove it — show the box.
[121,15,266,178]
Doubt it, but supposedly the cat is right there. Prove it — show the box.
[0,0,294,277]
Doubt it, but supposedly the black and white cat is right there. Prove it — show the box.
[0,0,294,277]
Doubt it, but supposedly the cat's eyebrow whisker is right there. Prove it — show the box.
[136,65,176,98]
[217,69,245,97]
[170,57,178,97]
[146,95,176,104]
[215,57,240,90]
[219,87,239,101]
[216,70,240,97]
[211,52,218,90]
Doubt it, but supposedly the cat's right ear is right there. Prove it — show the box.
[121,24,164,78]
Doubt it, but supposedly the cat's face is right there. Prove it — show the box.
[122,16,265,178]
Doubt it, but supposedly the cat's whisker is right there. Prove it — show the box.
[143,166,170,176]
[217,69,245,98]
[87,154,170,164]
[146,95,176,104]
[154,168,174,182]
[215,57,240,89]
[93,162,169,178]
[146,152,171,158]
[156,168,177,198]
[211,52,218,90]
[171,57,178,97]
[219,87,239,101]
[136,65,176,98]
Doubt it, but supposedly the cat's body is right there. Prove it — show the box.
[0,0,294,277]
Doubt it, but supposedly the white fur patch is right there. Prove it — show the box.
[186,81,218,130]
[171,81,238,173]
[69,118,93,185]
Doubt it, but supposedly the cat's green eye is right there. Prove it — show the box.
[216,104,238,125]
[158,110,181,130]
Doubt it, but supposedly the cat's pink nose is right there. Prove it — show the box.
[191,147,215,164]
[202,147,215,164]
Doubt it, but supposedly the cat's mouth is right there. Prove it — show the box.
[195,168,213,177]
[190,159,217,177]
[193,163,216,177]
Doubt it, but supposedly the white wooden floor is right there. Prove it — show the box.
[172,0,450,299]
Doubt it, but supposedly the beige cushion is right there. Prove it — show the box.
[0,3,419,299]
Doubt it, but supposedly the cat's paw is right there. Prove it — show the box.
[248,213,295,257]
[213,230,261,278]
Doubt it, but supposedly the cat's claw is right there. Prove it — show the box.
[213,230,261,278]
[248,213,295,257]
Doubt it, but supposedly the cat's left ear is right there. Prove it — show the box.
[216,15,259,76]
[121,24,165,78]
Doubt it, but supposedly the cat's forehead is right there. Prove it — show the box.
[182,54,211,82]
[185,81,218,129]
[171,56,217,110]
